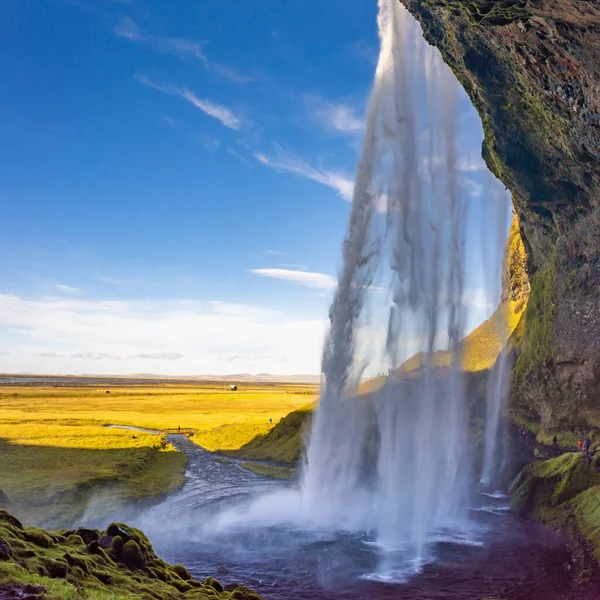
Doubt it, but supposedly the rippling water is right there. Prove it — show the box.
[129,438,599,600]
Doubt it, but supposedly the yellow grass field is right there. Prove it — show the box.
[0,382,318,526]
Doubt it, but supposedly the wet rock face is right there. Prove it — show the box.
[400,0,600,427]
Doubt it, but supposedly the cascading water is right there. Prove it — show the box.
[480,347,512,488]
[301,0,507,575]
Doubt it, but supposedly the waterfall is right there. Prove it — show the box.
[301,0,503,574]
[480,347,512,488]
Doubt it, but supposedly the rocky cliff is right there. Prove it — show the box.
[399,0,600,431]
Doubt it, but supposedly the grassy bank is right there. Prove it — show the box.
[0,383,316,525]
[0,509,264,600]
[226,407,312,464]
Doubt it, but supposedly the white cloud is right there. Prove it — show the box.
[457,155,487,173]
[306,96,364,134]
[461,177,483,198]
[0,294,325,375]
[211,64,255,84]
[254,152,354,201]
[113,17,144,41]
[251,268,337,290]
[54,284,80,294]
[135,75,241,130]
[113,18,253,84]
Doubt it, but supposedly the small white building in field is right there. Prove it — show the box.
[229,385,238,391]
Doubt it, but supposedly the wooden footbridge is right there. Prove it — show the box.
[161,428,198,435]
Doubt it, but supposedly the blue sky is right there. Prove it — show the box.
[0,0,506,376]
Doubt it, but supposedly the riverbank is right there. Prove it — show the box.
[0,383,315,526]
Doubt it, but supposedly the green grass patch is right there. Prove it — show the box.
[226,408,313,464]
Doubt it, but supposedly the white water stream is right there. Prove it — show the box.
[300,0,510,577]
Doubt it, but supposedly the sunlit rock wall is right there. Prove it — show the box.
[399,0,600,430]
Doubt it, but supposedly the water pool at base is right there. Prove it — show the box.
[127,438,599,600]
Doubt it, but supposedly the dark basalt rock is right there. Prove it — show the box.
[400,0,600,428]
[76,527,99,545]
[0,537,12,561]
[98,534,113,549]
[0,585,46,600]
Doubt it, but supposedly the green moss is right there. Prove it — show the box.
[171,563,191,580]
[514,252,557,386]
[465,0,530,26]
[512,452,600,563]
[571,486,600,564]
[24,527,55,548]
[0,510,264,599]
[119,540,143,569]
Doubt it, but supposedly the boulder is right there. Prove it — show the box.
[0,537,12,561]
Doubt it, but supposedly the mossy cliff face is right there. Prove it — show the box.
[399,0,600,429]
[0,510,264,600]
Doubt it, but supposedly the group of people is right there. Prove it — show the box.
[577,437,593,459]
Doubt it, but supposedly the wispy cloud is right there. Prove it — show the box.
[278,263,308,271]
[265,249,284,256]
[306,96,364,134]
[251,268,337,290]
[71,351,184,360]
[113,18,253,84]
[135,75,242,130]
[54,284,80,294]
[95,275,123,285]
[457,155,487,173]
[112,16,144,41]
[254,151,354,201]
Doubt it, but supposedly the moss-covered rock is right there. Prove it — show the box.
[172,563,192,580]
[511,452,600,563]
[23,528,54,549]
[120,540,144,569]
[0,510,265,599]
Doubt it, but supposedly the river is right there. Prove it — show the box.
[126,436,599,600]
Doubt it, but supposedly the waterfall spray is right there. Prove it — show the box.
[302,0,502,575]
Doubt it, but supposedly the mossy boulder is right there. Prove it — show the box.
[512,452,600,564]
[120,540,144,569]
[23,528,54,549]
[171,563,191,580]
[0,510,23,530]
[0,510,264,599]
[41,557,68,578]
